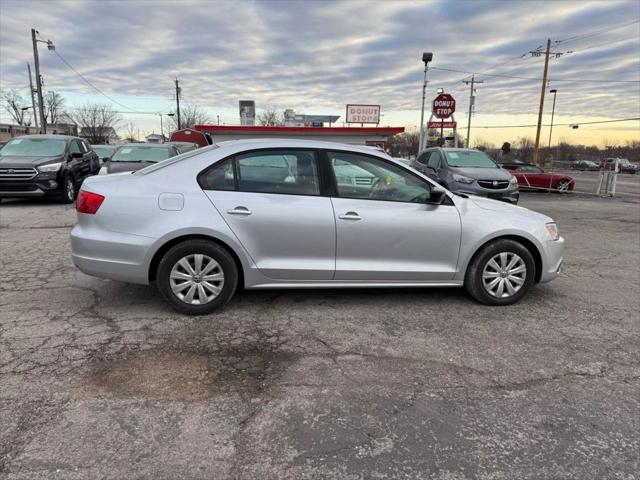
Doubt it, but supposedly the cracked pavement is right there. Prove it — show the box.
[0,192,638,479]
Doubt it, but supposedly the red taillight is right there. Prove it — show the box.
[76,190,105,214]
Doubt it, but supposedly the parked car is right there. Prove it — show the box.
[99,143,182,174]
[166,141,199,154]
[411,147,519,204]
[601,158,639,174]
[501,163,575,192]
[71,139,564,314]
[91,145,116,164]
[0,134,98,203]
[570,160,600,171]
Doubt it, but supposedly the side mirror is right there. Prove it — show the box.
[101,156,110,162]
[70,152,84,158]
[428,186,447,205]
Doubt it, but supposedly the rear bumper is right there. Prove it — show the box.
[540,236,565,283]
[70,221,154,285]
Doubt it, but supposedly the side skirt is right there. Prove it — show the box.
[246,281,464,290]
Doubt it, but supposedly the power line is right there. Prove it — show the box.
[431,66,640,83]
[555,19,640,47]
[473,117,640,129]
[52,50,144,112]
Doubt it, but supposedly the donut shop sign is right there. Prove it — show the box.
[346,104,381,124]
[432,93,456,119]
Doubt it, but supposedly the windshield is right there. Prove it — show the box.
[93,146,115,158]
[0,138,66,157]
[446,150,497,168]
[111,146,171,162]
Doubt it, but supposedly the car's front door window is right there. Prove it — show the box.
[427,151,442,169]
[328,151,431,203]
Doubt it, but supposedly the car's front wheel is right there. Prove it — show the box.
[156,239,238,315]
[59,174,76,204]
[465,239,536,305]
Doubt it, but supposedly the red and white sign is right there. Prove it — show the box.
[428,121,457,129]
[432,93,456,119]
[346,104,381,124]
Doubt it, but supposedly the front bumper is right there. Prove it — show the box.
[0,177,63,198]
[539,236,565,283]
[451,181,520,204]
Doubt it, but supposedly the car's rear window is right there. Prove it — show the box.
[0,138,66,157]
[111,146,172,162]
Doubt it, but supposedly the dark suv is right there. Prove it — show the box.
[0,135,99,203]
[411,147,519,204]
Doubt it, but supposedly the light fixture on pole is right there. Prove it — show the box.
[418,52,433,154]
[548,88,558,149]
[436,87,444,94]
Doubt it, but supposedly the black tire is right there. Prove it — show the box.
[59,174,76,204]
[465,239,536,306]
[156,239,238,315]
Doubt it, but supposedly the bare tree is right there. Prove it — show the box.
[257,106,284,126]
[72,103,121,144]
[43,91,65,124]
[1,89,32,126]
[516,137,534,163]
[168,104,211,130]
[118,121,139,142]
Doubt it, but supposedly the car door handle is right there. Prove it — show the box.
[338,211,361,221]
[227,206,251,216]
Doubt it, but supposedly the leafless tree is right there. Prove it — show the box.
[43,91,65,124]
[119,121,139,142]
[516,137,534,162]
[71,103,121,144]
[257,106,284,126]
[1,89,32,126]
[168,104,211,130]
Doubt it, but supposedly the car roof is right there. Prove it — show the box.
[117,143,172,148]
[212,138,394,156]
[91,144,116,148]
[167,141,198,146]
[11,134,77,141]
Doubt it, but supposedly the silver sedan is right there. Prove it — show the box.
[71,139,564,314]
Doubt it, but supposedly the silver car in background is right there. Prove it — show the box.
[71,139,564,315]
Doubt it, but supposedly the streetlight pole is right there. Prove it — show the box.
[548,89,558,149]
[418,52,433,154]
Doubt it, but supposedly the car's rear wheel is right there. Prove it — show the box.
[465,239,536,305]
[556,179,570,193]
[156,240,238,315]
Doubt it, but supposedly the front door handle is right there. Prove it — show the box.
[338,211,361,221]
[227,206,252,216]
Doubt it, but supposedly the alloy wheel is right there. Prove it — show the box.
[557,180,570,193]
[66,178,75,201]
[482,252,526,298]
[169,254,225,305]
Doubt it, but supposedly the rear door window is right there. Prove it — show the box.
[236,150,320,195]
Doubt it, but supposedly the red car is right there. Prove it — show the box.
[501,163,575,192]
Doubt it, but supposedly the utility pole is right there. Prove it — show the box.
[159,113,164,140]
[27,63,39,129]
[31,28,47,133]
[463,75,483,148]
[174,78,181,130]
[531,39,564,165]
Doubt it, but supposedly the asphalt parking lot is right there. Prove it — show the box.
[1,192,638,479]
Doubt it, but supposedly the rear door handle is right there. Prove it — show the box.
[227,206,251,216]
[338,211,361,221]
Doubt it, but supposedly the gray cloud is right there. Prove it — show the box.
[0,0,638,124]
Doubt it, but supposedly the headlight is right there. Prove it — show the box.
[509,176,518,184]
[98,166,108,175]
[452,174,475,184]
[545,222,560,241]
[38,162,62,173]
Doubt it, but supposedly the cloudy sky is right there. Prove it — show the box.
[1,0,638,146]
